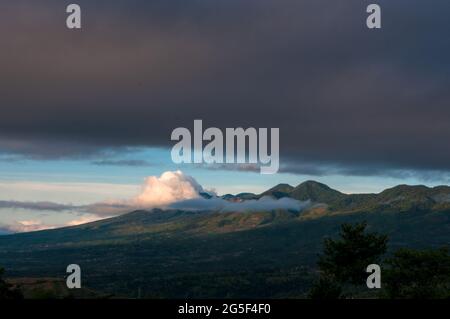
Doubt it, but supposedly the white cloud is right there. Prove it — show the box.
[130,170,204,208]
[8,219,56,232]
[66,214,102,226]
[0,171,311,233]
[1,214,106,233]
[0,171,204,219]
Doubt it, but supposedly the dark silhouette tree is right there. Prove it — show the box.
[383,247,450,299]
[0,267,23,299]
[310,222,388,299]
[318,222,388,284]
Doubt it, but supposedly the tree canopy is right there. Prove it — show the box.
[317,222,388,285]
[383,247,450,299]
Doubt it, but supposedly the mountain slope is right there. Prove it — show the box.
[0,207,448,298]
[0,181,449,298]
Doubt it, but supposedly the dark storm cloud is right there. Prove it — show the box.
[1,0,450,174]
[279,160,450,183]
[204,160,450,183]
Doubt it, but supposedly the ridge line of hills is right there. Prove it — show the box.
[219,180,450,215]
[0,180,449,244]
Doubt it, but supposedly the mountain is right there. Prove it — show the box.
[259,181,450,215]
[256,181,343,202]
[289,181,346,203]
[258,183,294,199]
[0,181,449,298]
[326,184,450,214]
[221,192,258,201]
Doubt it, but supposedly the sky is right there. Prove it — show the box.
[1,0,450,233]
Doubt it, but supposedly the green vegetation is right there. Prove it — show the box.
[290,181,346,203]
[309,222,450,299]
[310,222,387,299]
[317,222,388,285]
[383,247,450,299]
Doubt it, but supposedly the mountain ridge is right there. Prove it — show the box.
[1,180,450,241]
[0,180,449,298]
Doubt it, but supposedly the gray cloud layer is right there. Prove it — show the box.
[0,200,73,211]
[0,195,310,217]
[91,159,152,167]
[1,0,450,175]
[170,196,311,213]
[0,200,128,217]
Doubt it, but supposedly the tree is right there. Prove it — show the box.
[317,222,388,285]
[383,247,450,299]
[309,222,388,299]
[308,275,343,299]
[0,267,23,299]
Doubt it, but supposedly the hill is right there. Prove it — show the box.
[0,181,449,298]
